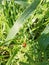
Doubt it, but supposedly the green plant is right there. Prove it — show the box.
[0,0,49,65]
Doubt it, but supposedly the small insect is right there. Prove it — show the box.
[22,42,26,48]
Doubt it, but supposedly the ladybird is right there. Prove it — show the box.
[22,42,26,48]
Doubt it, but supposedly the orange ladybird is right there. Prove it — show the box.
[22,42,26,48]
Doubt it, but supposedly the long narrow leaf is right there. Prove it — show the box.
[38,24,49,50]
[5,0,41,46]
[7,0,30,6]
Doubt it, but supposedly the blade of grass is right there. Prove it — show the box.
[7,0,30,6]
[5,1,41,64]
[6,46,20,65]
[4,0,40,46]
[38,24,49,50]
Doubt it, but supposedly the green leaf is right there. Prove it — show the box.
[6,46,20,65]
[7,0,30,6]
[14,0,30,6]
[38,24,49,50]
[4,0,41,46]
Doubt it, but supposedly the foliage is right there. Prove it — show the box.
[0,0,49,65]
